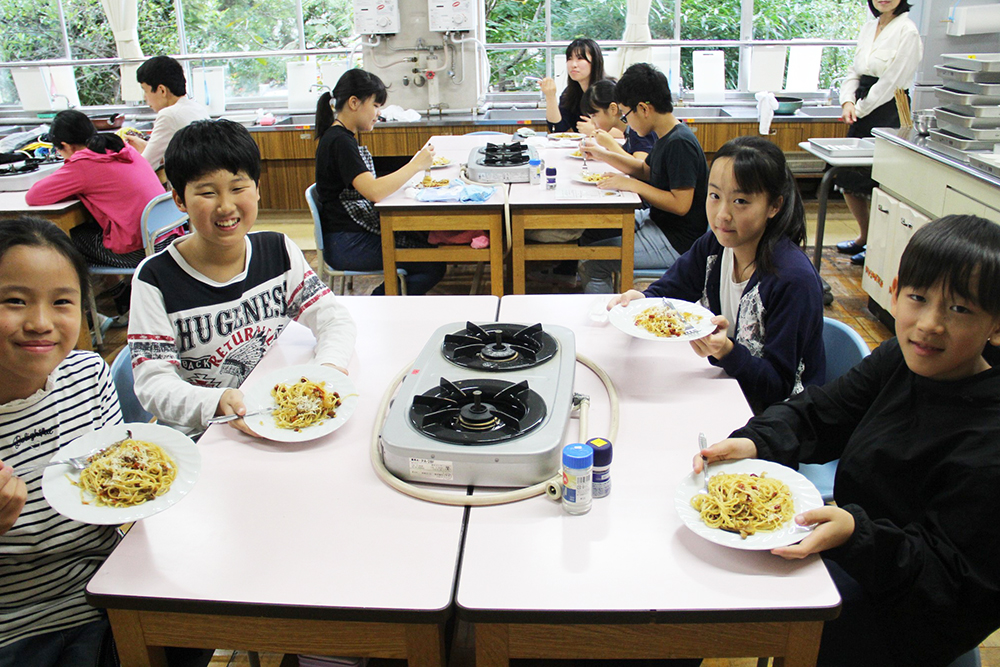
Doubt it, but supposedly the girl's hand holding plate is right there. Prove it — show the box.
[770,506,855,559]
[688,315,733,359]
[606,289,645,310]
[0,460,27,535]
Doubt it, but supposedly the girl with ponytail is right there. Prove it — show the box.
[26,109,168,278]
[608,136,826,413]
[313,69,445,295]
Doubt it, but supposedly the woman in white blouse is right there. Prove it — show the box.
[836,0,923,265]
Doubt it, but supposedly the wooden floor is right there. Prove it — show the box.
[92,201,1000,666]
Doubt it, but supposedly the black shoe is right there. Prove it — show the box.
[850,250,866,266]
[836,240,865,255]
[821,278,834,306]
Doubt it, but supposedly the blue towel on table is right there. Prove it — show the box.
[415,181,497,203]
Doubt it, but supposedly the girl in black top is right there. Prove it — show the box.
[540,39,606,134]
[313,69,446,295]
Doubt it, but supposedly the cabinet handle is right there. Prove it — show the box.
[878,205,889,213]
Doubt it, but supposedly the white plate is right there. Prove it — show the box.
[674,459,823,550]
[430,158,452,169]
[42,423,200,525]
[572,173,610,186]
[608,298,717,341]
[567,152,585,160]
[241,364,358,442]
[548,132,585,141]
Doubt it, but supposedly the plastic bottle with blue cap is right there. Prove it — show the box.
[561,443,593,515]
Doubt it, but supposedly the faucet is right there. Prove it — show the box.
[309,83,331,94]
[50,92,74,110]
[828,77,848,106]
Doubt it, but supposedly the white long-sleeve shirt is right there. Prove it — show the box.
[142,96,211,170]
[128,232,357,434]
[840,12,923,119]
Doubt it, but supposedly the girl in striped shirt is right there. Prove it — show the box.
[0,217,123,665]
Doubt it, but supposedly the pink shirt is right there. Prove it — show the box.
[26,144,165,255]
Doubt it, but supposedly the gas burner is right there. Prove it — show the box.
[442,322,558,371]
[409,378,546,445]
[0,162,39,176]
[478,142,530,167]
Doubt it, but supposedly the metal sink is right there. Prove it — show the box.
[798,106,844,118]
[673,108,731,118]
[481,108,548,121]
[275,114,316,126]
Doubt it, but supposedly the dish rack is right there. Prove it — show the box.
[929,54,1000,165]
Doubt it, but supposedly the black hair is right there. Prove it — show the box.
[49,110,125,155]
[616,63,673,114]
[136,55,187,97]
[0,216,90,306]
[164,119,261,202]
[896,214,1000,317]
[315,69,388,139]
[558,39,606,121]
[581,79,618,116]
[711,136,806,277]
[868,0,910,17]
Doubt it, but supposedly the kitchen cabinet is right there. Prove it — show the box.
[862,188,932,312]
[864,131,1000,318]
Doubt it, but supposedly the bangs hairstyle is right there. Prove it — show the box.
[164,119,261,202]
[0,216,90,306]
[712,136,806,276]
[559,39,606,119]
[897,214,1000,317]
[316,69,388,139]
[868,0,910,16]
[582,79,618,115]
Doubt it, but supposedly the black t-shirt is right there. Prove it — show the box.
[644,123,709,255]
[315,125,375,235]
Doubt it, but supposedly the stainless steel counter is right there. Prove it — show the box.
[872,127,1000,189]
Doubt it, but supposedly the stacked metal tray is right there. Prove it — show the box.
[929,54,1000,167]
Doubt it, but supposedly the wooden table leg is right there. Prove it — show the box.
[475,623,510,667]
[511,212,527,295]
[771,621,824,667]
[381,214,400,296]
[489,215,505,297]
[107,609,169,667]
[405,624,447,667]
[619,209,635,292]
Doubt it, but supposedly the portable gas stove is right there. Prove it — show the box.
[0,157,62,192]
[380,321,576,487]
[465,142,539,184]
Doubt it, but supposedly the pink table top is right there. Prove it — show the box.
[458,294,840,621]
[87,295,498,619]
[375,134,508,209]
[508,137,642,207]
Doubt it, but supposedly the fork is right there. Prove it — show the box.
[697,432,710,492]
[207,406,275,425]
[21,455,91,474]
[579,139,588,172]
[663,298,698,336]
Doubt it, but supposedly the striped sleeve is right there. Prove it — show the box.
[0,351,123,648]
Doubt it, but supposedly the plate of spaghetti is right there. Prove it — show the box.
[608,298,716,341]
[242,364,359,442]
[430,156,452,169]
[42,423,200,525]
[674,459,823,550]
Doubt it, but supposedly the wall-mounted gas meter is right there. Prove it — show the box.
[428,0,475,32]
[354,0,401,34]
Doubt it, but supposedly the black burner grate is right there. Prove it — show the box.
[409,378,547,445]
[442,322,558,371]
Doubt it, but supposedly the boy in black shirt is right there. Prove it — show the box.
[579,63,709,293]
